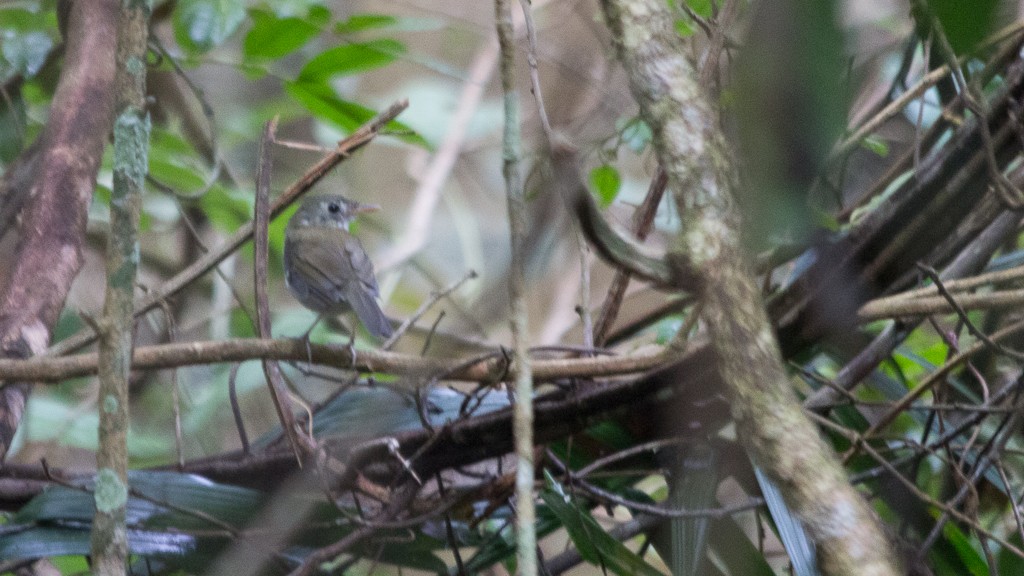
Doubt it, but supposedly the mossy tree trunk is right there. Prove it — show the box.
[599,1,901,573]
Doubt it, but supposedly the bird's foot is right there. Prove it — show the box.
[347,331,357,368]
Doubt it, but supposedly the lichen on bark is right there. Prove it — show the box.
[598,0,902,574]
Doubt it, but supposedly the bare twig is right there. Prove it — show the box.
[844,316,1024,459]
[495,1,537,573]
[548,451,762,519]
[811,411,1024,559]
[228,363,250,455]
[253,118,310,462]
[832,19,1024,163]
[286,482,420,576]
[148,36,222,198]
[154,297,185,469]
[593,168,668,345]
[382,270,478,351]
[915,263,1024,360]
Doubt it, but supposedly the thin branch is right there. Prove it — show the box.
[593,168,668,345]
[382,270,478,351]
[91,1,148,572]
[844,316,1024,460]
[859,286,1024,320]
[254,118,310,462]
[915,263,1024,360]
[810,411,1024,560]
[286,482,420,576]
[153,297,184,469]
[495,2,537,574]
[227,363,250,455]
[0,335,690,383]
[831,19,1024,163]
[548,451,762,520]
[554,142,690,290]
[147,36,222,198]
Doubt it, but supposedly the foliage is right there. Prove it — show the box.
[0,1,1022,575]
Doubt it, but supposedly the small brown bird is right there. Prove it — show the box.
[284,194,393,339]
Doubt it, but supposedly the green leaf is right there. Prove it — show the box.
[284,80,428,147]
[589,165,621,208]
[924,0,998,55]
[687,0,713,18]
[200,185,251,234]
[243,9,321,60]
[939,520,989,576]
[675,18,695,38]
[149,159,206,193]
[174,0,247,54]
[860,135,889,157]
[998,533,1024,575]
[335,13,399,34]
[295,39,405,83]
[542,472,665,576]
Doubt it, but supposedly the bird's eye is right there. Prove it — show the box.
[327,202,341,214]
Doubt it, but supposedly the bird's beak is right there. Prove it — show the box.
[353,203,381,215]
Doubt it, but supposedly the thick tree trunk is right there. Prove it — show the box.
[598,0,901,573]
[0,0,119,462]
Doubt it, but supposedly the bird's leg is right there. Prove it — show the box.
[298,314,324,366]
[347,329,357,369]
[330,316,359,368]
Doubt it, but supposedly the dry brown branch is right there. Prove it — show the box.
[254,118,311,462]
[0,336,686,384]
[593,168,667,346]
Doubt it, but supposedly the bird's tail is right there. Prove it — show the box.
[350,289,394,339]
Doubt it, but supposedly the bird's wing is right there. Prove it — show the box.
[290,230,392,338]
[286,235,348,312]
[342,234,382,297]
[342,233,393,338]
